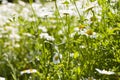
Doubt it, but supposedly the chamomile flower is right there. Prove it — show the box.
[70,53,74,57]
[23,33,33,37]
[59,9,75,16]
[95,68,115,75]
[79,25,86,30]
[53,53,62,64]
[0,35,2,38]
[20,69,38,75]
[74,27,80,32]
[0,77,5,80]
[78,29,86,35]
[38,26,47,32]
[85,29,97,38]
[40,33,55,41]
[9,33,20,41]
[13,43,20,48]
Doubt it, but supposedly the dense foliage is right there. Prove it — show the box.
[0,0,120,80]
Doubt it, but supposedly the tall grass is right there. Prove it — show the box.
[0,0,120,80]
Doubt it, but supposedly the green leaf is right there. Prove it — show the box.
[74,52,79,59]
[117,23,120,27]
[77,67,80,75]
[63,1,69,5]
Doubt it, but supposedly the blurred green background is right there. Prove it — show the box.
[0,0,53,3]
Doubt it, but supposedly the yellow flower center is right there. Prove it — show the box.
[54,55,59,61]
[79,25,85,29]
[86,30,93,35]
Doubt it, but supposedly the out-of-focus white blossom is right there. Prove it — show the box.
[13,43,20,48]
[20,69,38,75]
[28,17,37,22]
[58,30,64,35]
[74,27,80,32]
[32,3,42,10]
[0,35,2,38]
[4,42,10,47]
[23,33,33,37]
[59,9,75,16]
[3,26,18,34]
[9,33,21,41]
[40,33,55,41]
[53,53,62,64]
[0,77,5,80]
[80,45,85,48]
[38,26,47,32]
[36,7,54,18]
[70,32,76,38]
[70,53,74,57]
[18,0,26,6]
[85,29,97,38]
[95,68,115,75]
[73,27,97,38]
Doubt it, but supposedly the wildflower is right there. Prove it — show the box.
[59,9,75,16]
[58,30,64,35]
[18,0,26,6]
[0,77,5,80]
[74,27,79,32]
[80,45,85,48]
[9,33,21,41]
[85,29,97,38]
[70,32,76,38]
[13,43,20,48]
[0,35,2,38]
[40,33,55,41]
[53,53,62,64]
[38,26,47,32]
[23,33,33,37]
[79,25,85,29]
[70,53,74,57]
[20,69,38,75]
[78,30,86,35]
[84,1,98,11]
[95,68,115,75]
[86,29,93,35]
[36,7,54,18]
[4,26,18,33]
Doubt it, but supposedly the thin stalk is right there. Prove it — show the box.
[65,14,71,72]
[29,0,38,32]
[72,0,81,18]
[54,0,64,24]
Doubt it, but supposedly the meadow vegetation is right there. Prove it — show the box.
[0,0,120,80]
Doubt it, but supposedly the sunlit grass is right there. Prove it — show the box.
[0,0,120,80]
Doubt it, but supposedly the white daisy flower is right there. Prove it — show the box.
[0,35,2,38]
[70,53,74,57]
[58,30,64,35]
[13,43,20,48]
[9,33,21,41]
[59,9,75,16]
[23,33,33,37]
[78,30,86,35]
[38,26,47,32]
[70,32,76,38]
[74,27,80,32]
[0,77,5,80]
[95,68,115,75]
[20,69,38,75]
[85,29,97,38]
[40,33,55,41]
[53,53,62,64]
